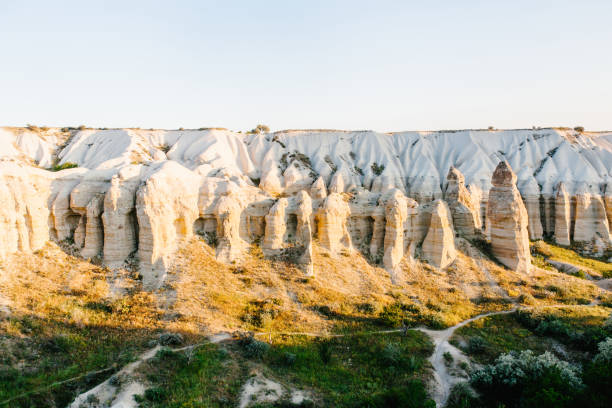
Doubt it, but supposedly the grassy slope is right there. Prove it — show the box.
[135,330,435,407]
[0,238,607,407]
[450,305,611,364]
[531,240,612,278]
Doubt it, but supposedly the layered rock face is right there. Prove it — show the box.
[1,127,611,286]
[573,187,611,256]
[554,182,571,246]
[421,200,457,269]
[519,177,544,240]
[486,161,531,273]
[382,190,408,272]
[0,163,50,258]
[445,166,481,239]
[316,193,352,255]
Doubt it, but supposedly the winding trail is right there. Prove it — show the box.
[415,308,516,407]
[67,333,232,408]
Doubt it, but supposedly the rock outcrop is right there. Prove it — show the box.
[422,200,457,269]
[573,187,611,256]
[102,169,140,266]
[554,182,571,246]
[263,198,289,255]
[0,163,50,258]
[295,191,314,275]
[215,193,245,264]
[519,177,544,240]
[382,190,408,272]
[445,166,481,239]
[316,193,352,255]
[2,126,611,287]
[486,161,531,273]
[136,162,201,288]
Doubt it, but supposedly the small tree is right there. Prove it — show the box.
[249,124,270,134]
[574,126,585,133]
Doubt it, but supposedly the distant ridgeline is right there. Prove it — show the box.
[0,127,610,288]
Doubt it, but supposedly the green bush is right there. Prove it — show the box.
[467,336,487,354]
[378,302,421,328]
[317,339,333,364]
[446,382,478,408]
[371,162,385,176]
[380,343,402,366]
[144,386,167,402]
[471,350,583,408]
[51,162,78,171]
[350,382,435,407]
[243,339,270,359]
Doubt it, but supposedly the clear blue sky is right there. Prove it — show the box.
[1,0,611,132]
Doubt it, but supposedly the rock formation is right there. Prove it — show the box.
[0,163,50,257]
[263,198,288,255]
[1,126,611,286]
[486,161,531,273]
[422,200,457,269]
[316,193,352,255]
[295,191,314,275]
[102,169,140,266]
[382,190,408,272]
[215,193,244,264]
[605,183,612,233]
[519,177,544,240]
[573,187,611,256]
[554,182,571,246]
[445,166,481,239]
[136,162,201,288]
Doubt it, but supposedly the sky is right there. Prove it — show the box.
[1,0,611,132]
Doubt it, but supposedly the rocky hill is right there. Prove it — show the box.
[1,127,610,288]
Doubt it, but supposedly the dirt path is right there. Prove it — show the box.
[68,333,231,408]
[416,308,516,407]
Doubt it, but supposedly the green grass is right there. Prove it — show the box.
[261,331,434,407]
[50,162,78,171]
[131,330,436,407]
[136,345,245,407]
[0,315,155,407]
[451,306,612,364]
[531,240,612,278]
[451,314,554,364]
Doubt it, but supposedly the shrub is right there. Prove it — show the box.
[443,351,454,365]
[378,302,421,328]
[471,350,583,407]
[446,382,477,408]
[249,124,270,134]
[467,336,487,354]
[351,381,435,408]
[356,302,376,314]
[581,338,612,407]
[594,337,612,362]
[317,339,333,364]
[158,332,184,346]
[371,162,385,176]
[51,162,78,171]
[242,338,270,359]
[241,298,282,328]
[574,126,584,133]
[380,343,402,366]
[144,386,167,402]
[281,351,296,366]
